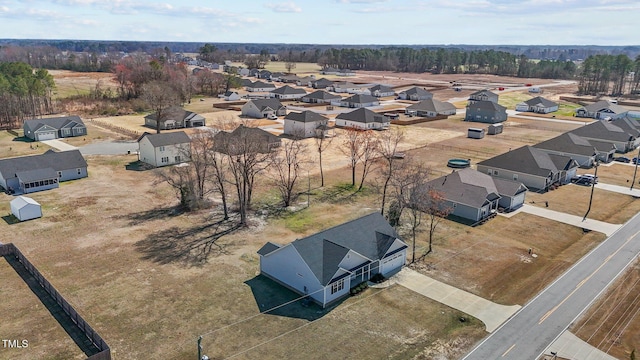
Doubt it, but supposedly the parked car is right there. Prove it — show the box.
[572,174,598,185]
[574,177,593,186]
[614,156,631,163]
[267,114,278,120]
[581,174,598,184]
[633,157,640,164]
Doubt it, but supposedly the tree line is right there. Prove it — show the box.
[0,62,55,129]
[578,54,640,96]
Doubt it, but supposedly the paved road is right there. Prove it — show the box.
[462,212,640,360]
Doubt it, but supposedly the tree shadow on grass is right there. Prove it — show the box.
[244,275,338,321]
[134,216,241,266]
[115,206,183,226]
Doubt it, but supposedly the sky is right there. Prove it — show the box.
[0,0,638,45]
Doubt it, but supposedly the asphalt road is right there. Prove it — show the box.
[462,211,640,360]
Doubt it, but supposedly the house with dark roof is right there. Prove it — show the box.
[336,94,380,108]
[219,91,241,101]
[321,67,339,75]
[241,99,287,118]
[283,111,331,138]
[0,150,88,195]
[337,69,356,77]
[144,106,205,130]
[575,100,629,120]
[405,99,457,117]
[301,90,341,104]
[367,84,395,97]
[535,132,614,167]
[464,100,507,124]
[570,120,639,153]
[515,96,559,114]
[257,212,407,308]
[257,70,272,79]
[23,116,87,141]
[477,146,579,191]
[245,80,276,92]
[335,108,390,130]
[330,82,359,94]
[137,131,191,167]
[425,168,527,222]
[213,125,281,155]
[468,90,499,104]
[397,87,433,101]
[269,85,307,100]
[312,78,334,89]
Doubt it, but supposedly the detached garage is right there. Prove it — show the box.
[10,196,42,221]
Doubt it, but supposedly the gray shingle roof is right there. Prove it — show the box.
[0,149,88,183]
[467,100,506,112]
[23,115,85,133]
[470,89,498,98]
[342,94,379,104]
[369,84,394,93]
[271,85,306,95]
[583,100,628,114]
[406,99,456,113]
[144,106,203,122]
[570,120,635,142]
[302,90,341,101]
[137,131,191,147]
[425,168,500,208]
[249,98,285,112]
[400,87,433,98]
[535,132,597,156]
[290,212,402,285]
[336,108,389,124]
[16,167,58,182]
[523,96,558,108]
[478,146,569,177]
[284,111,328,123]
[257,242,281,256]
[213,125,281,155]
[247,80,276,89]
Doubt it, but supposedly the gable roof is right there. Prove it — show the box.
[406,98,456,113]
[290,212,402,285]
[570,120,636,142]
[400,87,433,98]
[0,149,88,181]
[610,117,640,137]
[583,100,628,114]
[144,106,202,122]
[302,90,341,101]
[137,131,191,146]
[425,168,500,208]
[246,80,276,89]
[213,125,281,155]
[467,100,506,112]
[248,98,285,112]
[336,108,389,124]
[24,115,85,133]
[313,78,334,86]
[368,84,394,93]
[342,94,379,104]
[478,146,568,177]
[271,85,306,95]
[523,96,558,108]
[257,242,281,256]
[332,81,356,88]
[470,89,498,98]
[11,196,40,208]
[284,111,328,123]
[535,132,597,156]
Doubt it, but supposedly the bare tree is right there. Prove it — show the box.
[285,61,296,74]
[188,131,214,206]
[341,127,365,187]
[377,128,405,215]
[314,129,333,187]
[421,188,453,257]
[142,80,180,133]
[155,164,198,211]
[270,138,308,207]
[210,150,230,220]
[357,130,379,191]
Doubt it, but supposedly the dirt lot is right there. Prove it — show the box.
[571,258,640,360]
[49,70,118,99]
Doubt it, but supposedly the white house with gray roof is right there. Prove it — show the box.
[137,131,191,167]
[397,87,433,101]
[246,80,276,92]
[405,99,457,117]
[335,94,380,108]
[301,90,341,104]
[515,96,559,114]
[0,149,88,195]
[144,106,205,130]
[335,108,390,130]
[575,100,629,120]
[23,115,87,141]
[269,85,307,100]
[283,111,330,138]
[257,212,407,308]
[241,99,287,119]
[367,84,395,97]
[534,132,614,167]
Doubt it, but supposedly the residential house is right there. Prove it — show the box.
[405,99,457,117]
[270,85,307,100]
[468,89,499,104]
[237,68,250,77]
[464,100,507,123]
[144,106,206,130]
[283,111,331,138]
[575,100,629,120]
[330,82,360,93]
[320,67,339,75]
[337,69,356,77]
[477,146,579,191]
[425,168,527,223]
[240,78,253,87]
[249,68,260,77]
[270,72,285,82]
[367,84,395,97]
[257,212,407,308]
[219,91,241,101]
[257,70,272,79]
[296,76,315,87]
[137,131,191,167]
[246,81,276,92]
[301,90,341,104]
[312,78,334,89]
[0,150,88,195]
[534,132,609,167]
[570,119,639,153]
[23,116,87,141]
[213,125,281,155]
[515,96,559,114]
[397,87,433,101]
[241,99,287,118]
[335,108,390,130]
[279,74,301,84]
[336,94,380,108]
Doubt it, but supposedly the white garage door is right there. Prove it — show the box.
[37,132,56,141]
[381,252,405,275]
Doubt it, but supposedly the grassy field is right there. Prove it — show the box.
[497,91,531,109]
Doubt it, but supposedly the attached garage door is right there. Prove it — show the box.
[381,252,405,275]
[36,132,56,141]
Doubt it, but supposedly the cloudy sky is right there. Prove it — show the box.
[0,0,637,45]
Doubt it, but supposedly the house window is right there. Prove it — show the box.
[58,171,62,178]
[161,157,169,163]
[175,156,181,162]
[25,183,30,189]
[330,279,345,294]
[77,168,82,175]
[159,146,166,152]
[513,174,518,181]
[493,170,498,176]
[487,169,492,175]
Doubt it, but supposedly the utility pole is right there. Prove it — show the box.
[583,161,599,221]
[197,336,202,360]
[307,170,310,208]
[631,146,640,190]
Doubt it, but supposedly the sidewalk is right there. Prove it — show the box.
[500,204,621,236]
[392,268,521,332]
[545,331,618,360]
[595,182,640,197]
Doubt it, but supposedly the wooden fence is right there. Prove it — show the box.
[391,114,448,125]
[88,119,139,140]
[560,96,640,108]
[0,243,111,360]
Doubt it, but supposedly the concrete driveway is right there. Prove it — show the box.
[79,141,139,156]
[393,268,521,332]
[545,331,618,360]
[41,139,78,151]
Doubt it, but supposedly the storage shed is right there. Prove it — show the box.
[10,196,42,221]
[468,128,485,139]
[488,123,503,135]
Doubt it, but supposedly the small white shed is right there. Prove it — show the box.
[10,196,42,221]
